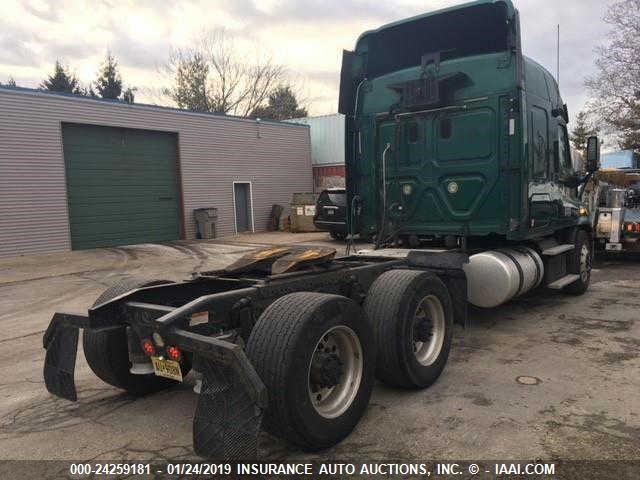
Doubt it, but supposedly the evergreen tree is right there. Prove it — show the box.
[166,52,210,111]
[41,60,80,93]
[95,52,123,99]
[570,111,597,154]
[6,77,16,87]
[77,85,97,98]
[250,85,307,120]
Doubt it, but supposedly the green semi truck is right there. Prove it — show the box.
[340,0,600,305]
[42,0,600,459]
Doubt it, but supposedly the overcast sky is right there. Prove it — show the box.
[0,0,613,125]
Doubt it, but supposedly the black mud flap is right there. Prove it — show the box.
[42,313,88,402]
[193,357,264,459]
[172,330,267,460]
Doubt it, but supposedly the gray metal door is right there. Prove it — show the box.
[234,183,251,233]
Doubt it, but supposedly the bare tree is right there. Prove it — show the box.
[586,0,640,151]
[163,30,285,116]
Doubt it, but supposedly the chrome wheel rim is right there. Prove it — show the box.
[307,326,363,419]
[412,295,446,366]
[580,244,591,282]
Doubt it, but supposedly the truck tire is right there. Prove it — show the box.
[83,278,177,396]
[364,269,453,389]
[563,230,592,295]
[245,292,375,450]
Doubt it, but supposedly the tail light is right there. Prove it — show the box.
[167,346,181,361]
[141,339,156,356]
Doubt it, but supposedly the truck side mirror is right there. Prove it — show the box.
[586,136,600,172]
[551,104,569,123]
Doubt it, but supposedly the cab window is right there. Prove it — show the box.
[555,124,571,171]
[530,106,549,178]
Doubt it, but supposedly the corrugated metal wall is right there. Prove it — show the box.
[0,88,312,257]
[288,114,345,166]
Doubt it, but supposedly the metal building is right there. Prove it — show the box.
[288,113,345,191]
[0,87,312,257]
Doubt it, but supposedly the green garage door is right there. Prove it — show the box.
[62,124,181,250]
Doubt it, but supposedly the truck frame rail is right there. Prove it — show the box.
[43,250,468,459]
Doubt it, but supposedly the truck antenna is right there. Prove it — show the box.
[557,24,560,86]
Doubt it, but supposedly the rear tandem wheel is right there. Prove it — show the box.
[245,292,376,450]
[82,277,185,396]
[364,269,454,389]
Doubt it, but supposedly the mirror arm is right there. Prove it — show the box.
[578,171,596,201]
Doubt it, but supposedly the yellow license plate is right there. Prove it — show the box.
[151,357,183,382]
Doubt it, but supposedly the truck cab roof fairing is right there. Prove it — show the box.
[354,0,516,80]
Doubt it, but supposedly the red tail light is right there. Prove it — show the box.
[167,346,181,361]
[141,339,155,356]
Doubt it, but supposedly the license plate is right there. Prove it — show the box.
[327,209,335,215]
[151,356,183,381]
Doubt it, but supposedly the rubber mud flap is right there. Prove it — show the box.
[193,356,264,460]
[43,324,79,401]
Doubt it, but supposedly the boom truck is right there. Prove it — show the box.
[586,168,640,253]
[42,0,599,460]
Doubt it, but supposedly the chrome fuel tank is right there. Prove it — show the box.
[463,247,544,308]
